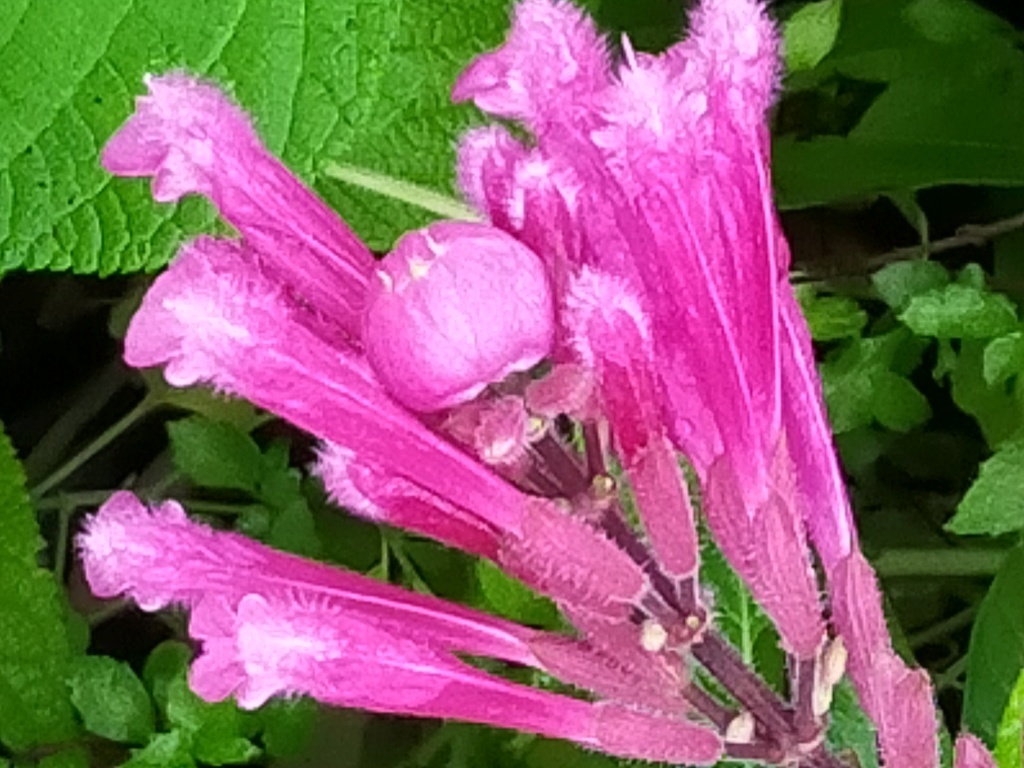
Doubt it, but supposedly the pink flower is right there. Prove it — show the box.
[79,494,723,765]
[103,74,374,341]
[364,221,554,412]
[95,0,939,762]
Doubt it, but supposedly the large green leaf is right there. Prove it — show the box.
[0,0,508,274]
[774,0,1024,208]
[963,545,1024,745]
[0,423,77,750]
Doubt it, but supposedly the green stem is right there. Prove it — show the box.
[322,163,481,222]
[908,605,978,650]
[31,397,157,500]
[53,498,73,585]
[873,548,1005,578]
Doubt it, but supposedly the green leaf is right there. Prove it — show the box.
[901,284,1018,340]
[143,641,194,715]
[258,441,322,558]
[774,0,1024,208]
[0,423,77,750]
[994,669,1024,768]
[166,677,260,766]
[700,534,784,689]
[475,559,561,629]
[948,441,1024,536]
[37,748,90,768]
[871,260,950,309]
[167,416,263,493]
[783,0,844,73]
[0,0,509,274]
[963,545,1024,745]
[68,656,155,744]
[872,370,932,432]
[258,698,318,759]
[795,285,868,341]
[951,341,1024,449]
[122,731,196,768]
[821,329,931,434]
[984,333,1024,387]
[826,680,879,768]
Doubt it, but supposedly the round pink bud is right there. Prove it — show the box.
[364,221,554,413]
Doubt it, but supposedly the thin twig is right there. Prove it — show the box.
[867,209,1024,269]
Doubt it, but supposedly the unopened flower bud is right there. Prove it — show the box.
[364,221,554,412]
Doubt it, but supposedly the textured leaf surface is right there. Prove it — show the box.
[826,680,879,768]
[963,546,1024,745]
[796,285,868,342]
[0,423,77,750]
[0,0,508,274]
[871,260,950,310]
[68,656,155,744]
[901,285,1018,340]
[948,441,1024,536]
[994,669,1024,768]
[783,0,843,73]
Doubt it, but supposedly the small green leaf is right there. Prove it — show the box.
[796,286,868,341]
[258,698,318,759]
[994,669,1024,768]
[475,560,561,629]
[984,333,1024,387]
[143,641,194,714]
[901,284,1018,339]
[784,0,844,73]
[949,441,1024,536]
[166,677,260,766]
[826,680,880,768]
[951,341,1024,448]
[167,416,263,493]
[871,260,950,309]
[0,423,77,750]
[872,371,931,432]
[122,731,196,768]
[68,656,155,744]
[963,546,1024,744]
[37,748,90,768]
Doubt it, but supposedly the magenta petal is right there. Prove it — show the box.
[79,494,541,666]
[125,238,529,537]
[315,442,501,558]
[685,0,781,127]
[566,268,700,579]
[832,551,939,767]
[779,286,857,571]
[103,73,374,339]
[363,221,554,412]
[954,734,997,768]
[452,0,609,139]
[704,448,825,658]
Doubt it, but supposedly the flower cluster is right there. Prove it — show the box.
[78,0,996,765]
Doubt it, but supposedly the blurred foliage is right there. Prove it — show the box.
[2,0,1024,766]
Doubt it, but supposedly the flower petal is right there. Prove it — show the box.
[104,73,374,339]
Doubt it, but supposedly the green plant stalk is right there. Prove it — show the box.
[31,396,157,500]
[873,548,1006,578]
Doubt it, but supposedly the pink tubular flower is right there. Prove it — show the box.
[95,0,945,763]
[103,74,374,341]
[79,494,723,765]
[125,236,648,619]
[363,221,554,412]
